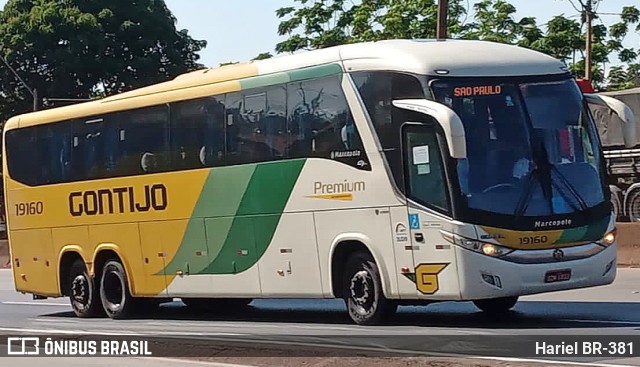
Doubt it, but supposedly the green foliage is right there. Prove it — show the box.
[275,0,469,53]
[252,52,274,60]
[275,0,640,90]
[0,0,207,122]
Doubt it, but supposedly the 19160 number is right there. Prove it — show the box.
[519,235,548,245]
[15,201,44,216]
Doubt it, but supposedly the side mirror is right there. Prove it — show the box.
[392,99,467,159]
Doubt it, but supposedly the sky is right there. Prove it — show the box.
[0,0,637,69]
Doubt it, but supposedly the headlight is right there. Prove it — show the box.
[441,231,513,257]
[597,228,617,246]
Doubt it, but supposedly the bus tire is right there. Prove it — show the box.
[473,296,518,314]
[69,259,103,318]
[99,259,135,319]
[611,189,622,221]
[343,252,396,325]
[626,189,640,222]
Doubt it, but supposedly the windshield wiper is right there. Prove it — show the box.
[550,165,589,211]
[513,168,538,217]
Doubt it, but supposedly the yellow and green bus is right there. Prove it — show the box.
[2,39,629,325]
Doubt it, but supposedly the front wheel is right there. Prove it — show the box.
[473,296,519,314]
[343,252,397,325]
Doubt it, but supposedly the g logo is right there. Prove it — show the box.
[553,249,565,261]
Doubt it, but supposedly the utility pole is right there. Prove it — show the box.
[437,0,449,40]
[584,0,593,81]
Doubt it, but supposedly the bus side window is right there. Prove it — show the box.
[5,128,38,185]
[71,118,105,181]
[287,75,367,167]
[170,96,226,170]
[118,106,170,175]
[262,86,287,159]
[199,96,226,167]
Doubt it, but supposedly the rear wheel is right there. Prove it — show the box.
[99,260,135,319]
[68,259,103,318]
[343,252,397,325]
[473,296,518,314]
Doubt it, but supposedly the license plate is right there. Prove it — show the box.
[544,269,572,283]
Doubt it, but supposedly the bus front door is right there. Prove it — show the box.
[394,99,466,300]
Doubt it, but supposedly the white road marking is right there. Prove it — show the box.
[31,318,83,324]
[564,319,640,326]
[3,301,69,307]
[131,357,255,367]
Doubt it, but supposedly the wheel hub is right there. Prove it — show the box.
[71,275,89,306]
[350,270,372,308]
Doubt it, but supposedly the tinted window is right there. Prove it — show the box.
[224,88,288,165]
[170,96,226,169]
[288,75,369,170]
[403,124,450,213]
[6,75,371,186]
[71,116,119,180]
[352,72,425,184]
[116,106,171,175]
[5,128,38,185]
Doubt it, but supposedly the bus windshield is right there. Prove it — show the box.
[430,77,605,216]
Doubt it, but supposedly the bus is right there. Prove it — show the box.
[2,39,633,325]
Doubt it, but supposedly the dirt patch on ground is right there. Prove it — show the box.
[141,338,577,367]
[189,356,577,367]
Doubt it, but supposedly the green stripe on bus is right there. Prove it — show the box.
[159,165,256,275]
[160,159,306,276]
[199,159,306,274]
[556,216,609,244]
[287,63,343,82]
[239,63,342,91]
[240,73,291,90]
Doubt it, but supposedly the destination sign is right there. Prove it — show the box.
[453,85,502,97]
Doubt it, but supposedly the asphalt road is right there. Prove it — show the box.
[0,268,639,366]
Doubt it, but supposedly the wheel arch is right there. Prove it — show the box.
[91,244,136,296]
[328,233,393,299]
[58,246,86,297]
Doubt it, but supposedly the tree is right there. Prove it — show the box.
[275,0,469,53]
[252,52,273,60]
[274,0,639,90]
[605,5,639,90]
[0,0,207,121]
[463,0,541,45]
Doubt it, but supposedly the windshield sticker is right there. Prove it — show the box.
[409,214,420,229]
[453,85,502,97]
[412,145,430,164]
[417,164,431,175]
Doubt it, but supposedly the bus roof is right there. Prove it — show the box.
[4,39,568,130]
